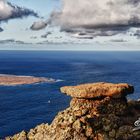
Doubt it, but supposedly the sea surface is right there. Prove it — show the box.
[0,51,140,138]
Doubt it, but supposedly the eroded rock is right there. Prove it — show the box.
[5,82,140,140]
[60,82,134,99]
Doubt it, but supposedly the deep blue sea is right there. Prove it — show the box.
[0,51,140,138]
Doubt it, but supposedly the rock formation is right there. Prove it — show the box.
[6,82,140,140]
[60,82,134,98]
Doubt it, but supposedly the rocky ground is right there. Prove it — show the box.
[5,82,140,140]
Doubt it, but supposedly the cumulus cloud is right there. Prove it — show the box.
[50,0,140,37]
[0,0,38,22]
[30,20,48,30]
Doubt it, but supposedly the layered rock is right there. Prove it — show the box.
[6,82,140,140]
[60,82,134,98]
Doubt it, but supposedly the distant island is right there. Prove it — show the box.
[0,74,56,86]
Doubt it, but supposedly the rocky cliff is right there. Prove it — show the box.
[6,82,140,140]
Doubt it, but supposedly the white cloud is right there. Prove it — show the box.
[0,0,38,22]
[0,0,13,20]
[30,20,48,30]
[50,0,140,37]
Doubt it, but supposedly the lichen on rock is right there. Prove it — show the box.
[5,82,140,140]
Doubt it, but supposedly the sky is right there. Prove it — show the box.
[0,0,140,50]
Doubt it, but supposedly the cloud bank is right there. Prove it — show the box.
[110,39,127,42]
[0,39,31,44]
[30,20,48,30]
[50,0,140,37]
[0,0,38,22]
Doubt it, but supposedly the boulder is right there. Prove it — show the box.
[60,82,134,99]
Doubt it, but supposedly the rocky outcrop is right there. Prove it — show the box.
[60,82,134,98]
[6,82,140,140]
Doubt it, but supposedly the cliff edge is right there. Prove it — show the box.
[6,82,140,140]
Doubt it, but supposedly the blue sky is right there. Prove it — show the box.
[0,0,61,42]
[0,0,140,50]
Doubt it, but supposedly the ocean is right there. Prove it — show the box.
[0,51,140,138]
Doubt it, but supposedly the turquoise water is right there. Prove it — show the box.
[0,51,140,138]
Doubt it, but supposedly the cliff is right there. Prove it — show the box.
[6,82,140,140]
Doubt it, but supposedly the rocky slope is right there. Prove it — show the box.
[6,82,140,140]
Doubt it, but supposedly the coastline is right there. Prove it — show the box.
[0,74,56,86]
[0,51,140,138]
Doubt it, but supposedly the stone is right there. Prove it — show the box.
[72,119,82,132]
[70,97,128,116]
[6,131,27,140]
[85,126,93,137]
[6,82,140,140]
[109,129,116,138]
[60,82,134,99]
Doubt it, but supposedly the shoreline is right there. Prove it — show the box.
[0,74,56,86]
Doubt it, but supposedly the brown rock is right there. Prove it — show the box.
[72,119,82,132]
[60,82,134,99]
[6,82,140,140]
[109,129,116,138]
[6,131,27,140]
